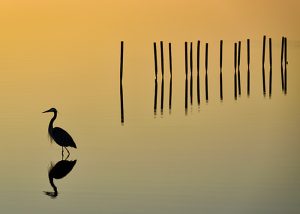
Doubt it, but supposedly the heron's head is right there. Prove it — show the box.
[43,108,57,114]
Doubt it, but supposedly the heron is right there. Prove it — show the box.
[44,158,77,198]
[43,108,77,156]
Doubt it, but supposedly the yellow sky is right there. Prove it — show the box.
[0,0,299,43]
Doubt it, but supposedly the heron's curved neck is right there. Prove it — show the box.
[49,112,57,134]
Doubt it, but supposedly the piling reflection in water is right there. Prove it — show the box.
[154,79,158,116]
[169,78,172,113]
[128,38,288,119]
[44,157,77,199]
[160,79,164,115]
[185,77,188,115]
[120,82,124,124]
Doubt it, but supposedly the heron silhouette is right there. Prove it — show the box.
[44,158,77,198]
[43,108,77,156]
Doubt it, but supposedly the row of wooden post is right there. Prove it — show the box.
[119,36,288,122]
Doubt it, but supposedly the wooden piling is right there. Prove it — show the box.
[269,38,272,97]
[262,35,266,66]
[197,40,200,74]
[247,39,250,70]
[234,43,237,100]
[247,39,250,96]
[205,43,208,72]
[185,42,188,76]
[281,37,284,91]
[205,43,208,102]
[154,42,158,79]
[169,43,172,77]
[197,40,200,104]
[220,40,223,100]
[238,41,241,96]
[120,41,124,81]
[262,36,266,96]
[284,37,287,93]
[160,41,164,78]
[190,42,193,75]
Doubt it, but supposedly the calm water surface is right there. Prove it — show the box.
[0,38,299,214]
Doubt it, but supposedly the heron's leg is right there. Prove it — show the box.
[62,146,64,157]
[65,147,70,155]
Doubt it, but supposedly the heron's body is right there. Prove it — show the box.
[45,159,77,198]
[43,108,77,154]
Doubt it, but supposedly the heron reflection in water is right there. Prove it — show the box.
[43,108,77,156]
[44,157,77,198]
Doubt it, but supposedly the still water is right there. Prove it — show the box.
[0,35,299,213]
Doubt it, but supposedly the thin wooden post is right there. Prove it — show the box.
[220,40,223,100]
[169,43,172,77]
[269,38,272,97]
[234,43,237,100]
[262,36,266,96]
[160,41,164,78]
[281,37,284,91]
[238,41,241,96]
[120,41,124,81]
[185,42,188,76]
[153,42,158,79]
[284,37,287,94]
[205,43,208,102]
[197,40,200,105]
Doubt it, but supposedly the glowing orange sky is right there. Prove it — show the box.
[0,0,299,43]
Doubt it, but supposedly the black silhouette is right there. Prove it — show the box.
[284,37,287,94]
[169,78,172,113]
[190,42,193,105]
[197,40,200,105]
[185,77,188,115]
[262,35,266,96]
[43,108,77,156]
[160,79,164,115]
[280,37,285,91]
[154,79,158,116]
[160,41,164,78]
[120,41,124,81]
[169,43,172,113]
[169,43,172,77]
[220,40,223,100]
[153,42,158,79]
[234,43,237,100]
[238,41,241,96]
[269,38,272,97]
[205,43,208,102]
[44,158,77,198]
[247,39,250,96]
[120,82,124,124]
[185,42,188,76]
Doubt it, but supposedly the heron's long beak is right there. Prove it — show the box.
[42,109,51,113]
